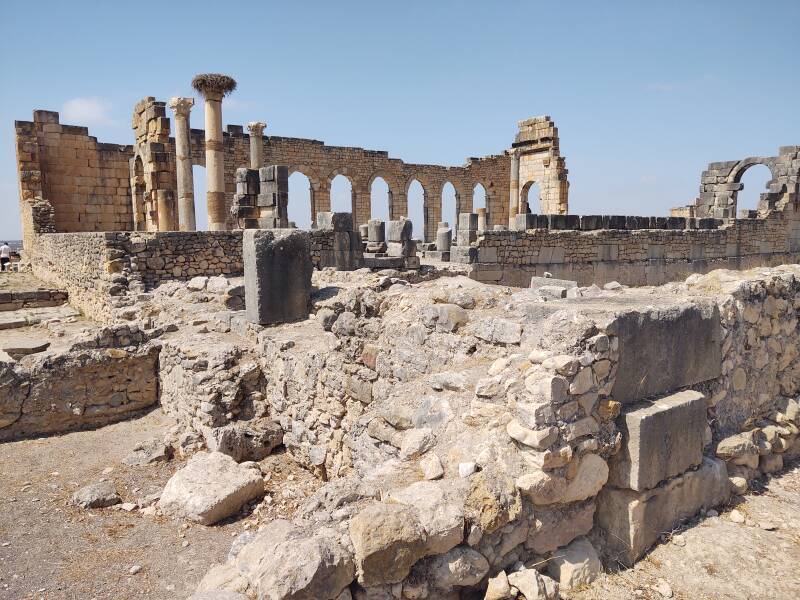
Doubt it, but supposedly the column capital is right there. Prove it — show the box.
[508,147,520,159]
[247,121,267,137]
[168,97,195,117]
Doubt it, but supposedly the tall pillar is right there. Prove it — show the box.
[168,97,196,231]
[191,73,237,231]
[509,149,520,227]
[247,121,266,170]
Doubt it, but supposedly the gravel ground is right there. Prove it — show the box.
[0,410,318,600]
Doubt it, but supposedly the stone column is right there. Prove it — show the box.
[476,207,487,233]
[168,97,196,231]
[192,73,237,231]
[247,121,266,170]
[509,149,520,227]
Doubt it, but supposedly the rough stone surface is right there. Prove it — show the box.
[547,537,602,590]
[597,457,731,565]
[609,390,707,491]
[71,481,120,509]
[157,451,264,525]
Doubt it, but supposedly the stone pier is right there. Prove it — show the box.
[192,73,237,231]
[509,149,520,227]
[168,97,196,231]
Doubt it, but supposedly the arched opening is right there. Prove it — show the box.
[132,156,146,231]
[288,171,313,229]
[735,164,773,215]
[472,183,487,212]
[407,180,425,241]
[192,164,208,231]
[442,182,457,229]
[330,174,353,214]
[522,181,541,213]
[370,176,391,221]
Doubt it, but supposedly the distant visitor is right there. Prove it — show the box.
[0,242,10,271]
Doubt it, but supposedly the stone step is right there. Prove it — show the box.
[0,305,80,330]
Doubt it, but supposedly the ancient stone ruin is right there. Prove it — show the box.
[3,73,800,599]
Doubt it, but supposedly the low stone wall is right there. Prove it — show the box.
[460,198,800,287]
[0,288,67,311]
[0,341,160,441]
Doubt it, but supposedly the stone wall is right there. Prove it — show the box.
[515,116,569,215]
[15,110,134,248]
[0,338,160,441]
[460,196,800,287]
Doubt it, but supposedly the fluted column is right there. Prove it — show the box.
[191,73,237,231]
[509,149,520,227]
[247,121,266,170]
[168,97,196,231]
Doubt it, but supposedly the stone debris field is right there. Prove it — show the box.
[3,73,800,599]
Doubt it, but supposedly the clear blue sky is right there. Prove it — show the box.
[1,0,798,239]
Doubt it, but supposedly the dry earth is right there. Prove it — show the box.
[571,462,800,600]
[0,410,319,600]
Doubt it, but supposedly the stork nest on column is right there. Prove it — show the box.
[191,73,237,97]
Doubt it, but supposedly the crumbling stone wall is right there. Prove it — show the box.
[14,110,134,249]
[515,116,569,215]
[461,196,800,286]
[673,145,800,219]
[0,332,159,441]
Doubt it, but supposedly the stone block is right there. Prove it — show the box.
[579,215,604,230]
[607,216,627,229]
[316,212,353,232]
[530,276,577,290]
[243,229,312,325]
[386,219,413,242]
[608,390,706,491]
[459,212,478,231]
[367,219,385,242]
[456,230,477,246]
[609,303,722,403]
[597,457,730,566]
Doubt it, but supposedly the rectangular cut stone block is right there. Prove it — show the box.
[608,390,706,491]
[386,219,413,242]
[530,276,577,290]
[610,303,722,403]
[597,457,730,566]
[459,213,478,231]
[244,229,312,325]
[316,212,353,232]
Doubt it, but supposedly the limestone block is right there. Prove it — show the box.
[609,303,722,403]
[243,229,312,325]
[316,211,353,232]
[608,390,707,491]
[157,452,264,525]
[530,275,577,290]
[386,219,412,242]
[596,457,730,565]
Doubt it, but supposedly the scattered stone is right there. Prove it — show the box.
[123,438,171,466]
[729,509,745,523]
[547,537,602,589]
[71,481,120,509]
[157,452,265,525]
[654,578,673,598]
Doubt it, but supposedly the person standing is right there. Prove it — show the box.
[0,242,11,272]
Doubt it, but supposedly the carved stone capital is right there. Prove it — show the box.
[168,97,195,117]
[247,121,267,136]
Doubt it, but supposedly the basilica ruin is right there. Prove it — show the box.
[3,74,800,600]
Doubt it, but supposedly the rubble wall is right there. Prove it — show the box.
[463,198,800,287]
[0,335,160,441]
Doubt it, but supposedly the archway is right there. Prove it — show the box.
[132,156,146,231]
[472,183,487,212]
[734,163,772,215]
[192,164,208,230]
[370,176,391,221]
[330,174,353,214]
[407,180,425,241]
[522,181,541,213]
[442,182,457,229]
[288,171,313,229]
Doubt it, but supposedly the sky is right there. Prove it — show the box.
[1,0,798,239]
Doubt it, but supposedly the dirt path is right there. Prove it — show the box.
[0,411,235,600]
[571,463,800,600]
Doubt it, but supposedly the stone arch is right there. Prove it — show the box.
[521,180,541,213]
[472,182,487,211]
[368,172,394,221]
[442,181,458,234]
[404,178,427,242]
[328,170,357,219]
[132,155,146,231]
[728,158,781,216]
